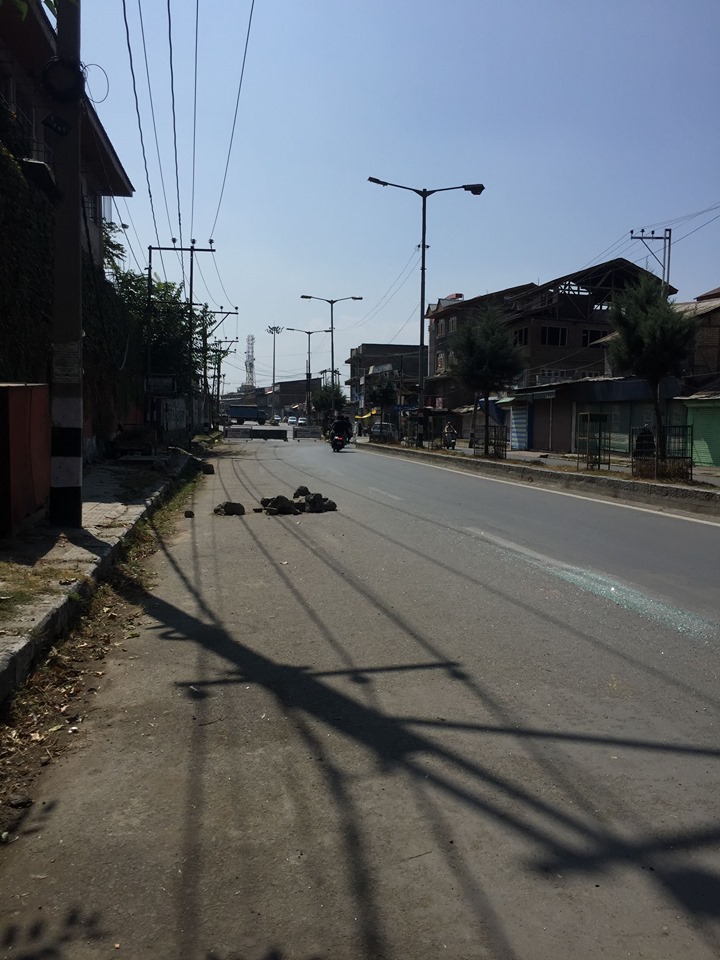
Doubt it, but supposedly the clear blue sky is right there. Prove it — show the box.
[80,0,720,391]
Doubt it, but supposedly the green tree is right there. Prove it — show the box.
[449,304,525,457]
[312,384,345,434]
[609,275,696,456]
[365,378,397,439]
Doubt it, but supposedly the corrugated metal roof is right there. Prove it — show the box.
[674,299,720,317]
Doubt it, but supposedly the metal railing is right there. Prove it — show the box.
[631,424,693,482]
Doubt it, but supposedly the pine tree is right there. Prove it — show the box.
[609,275,696,456]
[449,305,524,456]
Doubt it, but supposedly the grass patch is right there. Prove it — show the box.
[0,563,82,625]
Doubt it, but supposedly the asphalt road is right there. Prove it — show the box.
[2,438,719,960]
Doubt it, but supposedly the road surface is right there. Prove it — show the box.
[1,438,719,960]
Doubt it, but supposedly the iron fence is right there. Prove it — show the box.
[471,425,508,459]
[631,424,693,482]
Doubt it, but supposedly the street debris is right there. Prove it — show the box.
[213,501,246,516]
[184,510,195,518]
[214,490,337,517]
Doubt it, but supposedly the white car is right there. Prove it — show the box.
[297,417,308,426]
[287,416,297,426]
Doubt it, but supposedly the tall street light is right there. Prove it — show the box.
[286,327,331,422]
[266,325,283,419]
[368,176,485,446]
[300,294,363,400]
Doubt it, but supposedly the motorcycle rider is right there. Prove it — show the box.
[330,414,349,444]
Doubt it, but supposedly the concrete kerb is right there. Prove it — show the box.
[0,456,193,708]
[356,443,720,517]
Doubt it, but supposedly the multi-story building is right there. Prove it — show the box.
[0,2,134,266]
[425,258,674,410]
[344,343,427,413]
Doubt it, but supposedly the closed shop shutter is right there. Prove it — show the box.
[511,405,528,450]
[690,407,720,466]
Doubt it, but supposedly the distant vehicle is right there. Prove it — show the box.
[287,416,298,426]
[271,414,282,424]
[227,404,268,425]
[297,417,308,426]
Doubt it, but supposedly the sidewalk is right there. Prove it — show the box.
[0,456,186,705]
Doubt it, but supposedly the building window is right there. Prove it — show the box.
[449,315,457,333]
[438,318,446,336]
[541,326,567,347]
[582,328,604,348]
[436,351,445,372]
[513,327,529,347]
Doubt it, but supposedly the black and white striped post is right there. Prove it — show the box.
[48,0,84,527]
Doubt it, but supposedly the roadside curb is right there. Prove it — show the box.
[356,444,720,517]
[0,458,192,707]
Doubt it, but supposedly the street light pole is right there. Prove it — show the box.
[266,325,283,419]
[286,327,331,422]
[368,177,485,445]
[300,294,363,401]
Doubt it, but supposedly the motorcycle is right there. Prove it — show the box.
[330,433,346,452]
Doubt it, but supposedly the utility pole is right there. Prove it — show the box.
[194,305,238,400]
[630,228,672,293]
[266,326,283,419]
[147,241,215,430]
[209,339,237,425]
[48,0,85,527]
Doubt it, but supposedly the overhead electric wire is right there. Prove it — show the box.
[190,0,199,239]
[212,254,237,309]
[111,198,142,272]
[343,246,421,332]
[120,0,167,279]
[166,0,186,295]
[136,0,175,249]
[388,302,420,343]
[674,211,720,244]
[120,198,147,270]
[208,0,256,239]
[583,198,720,271]
[195,257,225,310]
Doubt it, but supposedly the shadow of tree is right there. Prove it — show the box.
[0,907,106,960]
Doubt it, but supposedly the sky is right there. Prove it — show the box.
[79,0,720,393]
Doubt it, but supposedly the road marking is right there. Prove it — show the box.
[466,526,717,640]
[368,486,404,501]
[360,450,720,527]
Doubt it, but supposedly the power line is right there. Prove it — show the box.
[166,0,186,295]
[136,0,175,248]
[195,257,224,309]
[120,0,166,277]
[208,0,256,238]
[344,246,421,331]
[388,301,420,343]
[212,254,237,308]
[190,0,199,239]
[674,211,720,244]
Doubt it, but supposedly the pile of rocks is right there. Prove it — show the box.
[213,486,337,518]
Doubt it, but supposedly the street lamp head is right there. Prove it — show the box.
[463,183,485,196]
[368,177,389,187]
[300,295,312,300]
[352,296,363,301]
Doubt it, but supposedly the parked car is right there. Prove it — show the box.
[271,414,282,424]
[297,417,308,426]
[369,422,398,442]
[287,416,298,426]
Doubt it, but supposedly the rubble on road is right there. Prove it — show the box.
[213,490,338,518]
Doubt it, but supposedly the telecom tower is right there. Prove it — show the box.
[243,334,256,391]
